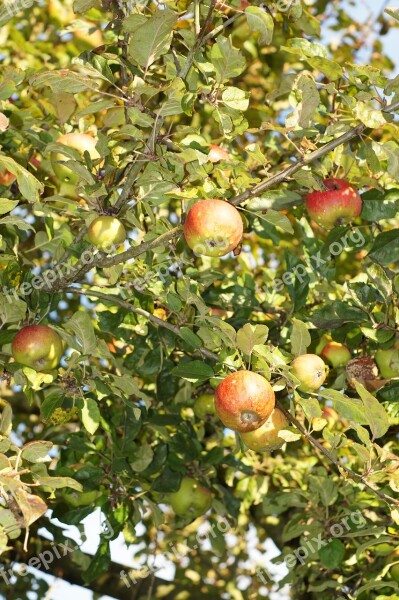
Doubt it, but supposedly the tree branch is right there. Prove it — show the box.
[230,99,399,206]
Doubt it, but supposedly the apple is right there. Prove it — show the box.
[183,199,243,257]
[346,357,379,391]
[208,145,230,163]
[291,354,327,392]
[87,216,126,251]
[375,347,399,379]
[374,542,395,556]
[12,325,64,371]
[305,179,362,229]
[387,549,399,582]
[0,169,16,187]
[214,370,275,433]
[240,408,288,452]
[169,477,212,518]
[51,133,100,186]
[194,393,216,418]
[321,341,351,367]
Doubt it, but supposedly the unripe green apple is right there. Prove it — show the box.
[51,133,100,186]
[214,370,275,433]
[240,408,288,452]
[305,179,362,229]
[169,477,212,518]
[183,199,243,257]
[12,325,64,371]
[375,347,399,379]
[387,549,399,582]
[374,542,395,556]
[321,341,351,367]
[87,216,126,251]
[193,393,216,418]
[291,354,327,392]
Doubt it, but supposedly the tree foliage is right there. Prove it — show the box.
[0,0,399,598]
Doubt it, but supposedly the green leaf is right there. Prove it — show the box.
[30,70,99,94]
[73,0,99,12]
[35,476,83,492]
[319,539,345,569]
[354,382,390,439]
[21,441,52,463]
[130,445,154,472]
[0,405,12,437]
[209,37,246,83]
[237,323,269,357]
[222,87,250,111]
[369,229,399,266]
[385,7,399,21]
[171,361,214,383]
[128,9,177,69]
[0,200,18,215]
[355,102,387,128]
[65,312,97,355]
[319,389,368,424]
[0,156,43,203]
[179,327,203,350]
[245,7,274,45]
[291,319,311,356]
[81,398,100,435]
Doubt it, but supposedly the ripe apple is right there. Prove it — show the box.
[194,393,216,418]
[51,133,100,186]
[12,325,64,371]
[305,179,362,229]
[208,145,230,163]
[387,549,399,582]
[375,347,399,379]
[169,477,212,518]
[0,168,16,186]
[87,216,126,251]
[240,408,288,452]
[214,370,275,433]
[183,199,243,257]
[321,341,351,367]
[291,354,327,392]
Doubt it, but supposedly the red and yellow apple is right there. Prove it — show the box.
[214,370,275,432]
[240,408,288,451]
[305,179,362,229]
[208,145,230,163]
[0,169,16,186]
[51,132,100,186]
[12,325,64,371]
[183,199,243,257]
[87,216,126,251]
[321,341,351,368]
[169,477,212,518]
[375,347,399,379]
[291,354,327,392]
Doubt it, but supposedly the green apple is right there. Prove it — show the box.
[375,348,399,379]
[193,393,216,418]
[183,199,243,257]
[169,477,212,518]
[87,216,126,251]
[387,549,399,582]
[240,408,288,452]
[321,341,351,367]
[291,354,327,392]
[51,132,100,186]
[374,542,395,556]
[12,325,64,371]
[214,370,275,433]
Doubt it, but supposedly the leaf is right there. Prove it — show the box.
[128,9,177,69]
[245,7,274,45]
[319,389,368,424]
[286,74,320,128]
[130,445,154,472]
[209,37,246,83]
[0,508,21,539]
[222,87,250,111]
[0,405,12,437]
[252,207,294,234]
[0,156,43,203]
[354,383,390,439]
[65,312,97,355]
[0,216,34,232]
[73,0,99,12]
[171,361,214,383]
[21,441,52,463]
[319,539,345,569]
[34,476,83,492]
[14,489,47,527]
[81,398,100,435]
[385,7,399,21]
[291,319,311,356]
[30,70,99,93]
[237,323,269,357]
[369,229,399,265]
[355,102,387,128]
[179,327,203,350]
[0,200,19,215]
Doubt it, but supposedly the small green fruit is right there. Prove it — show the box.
[375,348,399,379]
[193,393,215,418]
[87,216,126,251]
[169,477,212,518]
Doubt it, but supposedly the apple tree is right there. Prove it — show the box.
[0,1,399,599]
